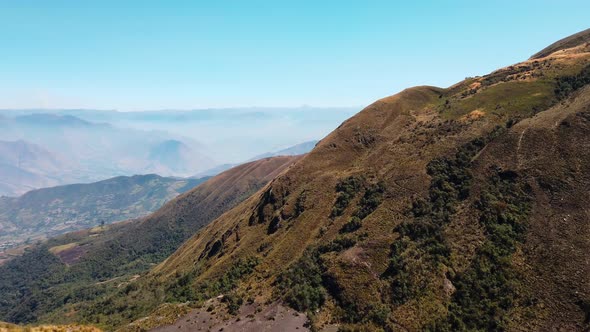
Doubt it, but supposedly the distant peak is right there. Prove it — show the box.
[15,113,92,126]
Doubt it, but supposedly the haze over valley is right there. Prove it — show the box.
[0,108,351,196]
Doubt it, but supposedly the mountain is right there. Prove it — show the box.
[191,163,238,178]
[2,30,590,332]
[147,140,205,175]
[54,30,590,331]
[0,174,209,250]
[0,114,214,190]
[0,140,68,196]
[0,108,358,163]
[249,140,319,161]
[193,140,319,178]
[0,155,302,326]
[13,114,95,127]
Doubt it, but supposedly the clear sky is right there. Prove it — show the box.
[1,0,589,110]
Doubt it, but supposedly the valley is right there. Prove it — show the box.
[0,174,209,251]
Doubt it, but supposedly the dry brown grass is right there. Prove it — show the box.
[0,322,102,332]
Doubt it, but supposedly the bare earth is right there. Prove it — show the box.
[150,301,309,332]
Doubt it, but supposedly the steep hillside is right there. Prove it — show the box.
[249,140,318,161]
[0,155,301,326]
[73,32,590,331]
[194,140,318,178]
[0,174,208,250]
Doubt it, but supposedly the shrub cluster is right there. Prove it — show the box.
[384,136,492,304]
[339,181,386,234]
[434,170,531,331]
[276,249,326,312]
[555,64,590,100]
[277,235,357,313]
[330,176,364,218]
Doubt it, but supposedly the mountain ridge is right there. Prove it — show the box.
[531,28,590,59]
[103,31,590,331]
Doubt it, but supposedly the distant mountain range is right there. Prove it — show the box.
[0,174,208,248]
[0,114,215,196]
[0,108,357,196]
[0,107,358,162]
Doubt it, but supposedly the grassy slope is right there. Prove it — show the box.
[99,38,590,331]
[0,156,301,327]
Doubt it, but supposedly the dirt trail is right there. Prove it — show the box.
[516,127,529,168]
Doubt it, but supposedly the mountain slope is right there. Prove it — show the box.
[0,155,302,326]
[249,140,318,161]
[193,140,318,178]
[531,28,590,59]
[77,32,590,331]
[0,174,208,249]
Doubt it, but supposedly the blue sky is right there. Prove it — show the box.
[1,1,589,110]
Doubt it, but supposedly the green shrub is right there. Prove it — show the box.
[353,182,385,220]
[276,250,325,312]
[197,257,259,299]
[294,190,307,217]
[555,64,590,100]
[432,169,531,331]
[340,217,362,233]
[317,236,357,254]
[331,176,364,218]
[222,292,244,315]
[385,129,504,305]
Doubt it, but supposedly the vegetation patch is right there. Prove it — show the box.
[330,176,364,219]
[554,64,590,99]
[277,230,392,328]
[276,249,326,312]
[74,257,259,328]
[293,190,307,218]
[440,80,555,121]
[431,169,532,331]
[337,181,385,234]
[167,257,260,303]
[276,234,358,312]
[383,131,503,305]
[353,182,386,220]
